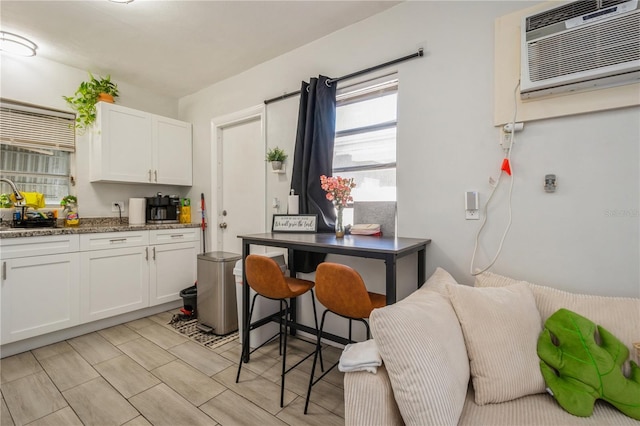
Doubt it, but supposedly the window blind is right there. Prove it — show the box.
[0,100,76,153]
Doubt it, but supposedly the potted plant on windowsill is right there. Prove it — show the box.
[63,72,119,133]
[266,146,288,171]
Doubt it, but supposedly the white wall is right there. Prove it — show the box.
[1,54,189,218]
[2,1,637,345]
[180,1,639,304]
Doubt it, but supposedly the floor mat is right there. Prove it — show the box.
[168,315,239,350]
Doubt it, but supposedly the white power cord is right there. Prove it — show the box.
[470,81,520,276]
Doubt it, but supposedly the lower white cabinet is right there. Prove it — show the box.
[79,228,199,321]
[148,229,199,306]
[150,241,198,306]
[0,228,198,345]
[80,246,150,322]
[1,235,81,345]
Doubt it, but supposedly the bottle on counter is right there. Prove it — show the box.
[61,195,80,227]
[180,198,191,224]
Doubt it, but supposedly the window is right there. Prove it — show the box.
[0,100,75,205]
[333,75,398,223]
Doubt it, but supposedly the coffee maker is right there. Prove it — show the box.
[145,193,180,224]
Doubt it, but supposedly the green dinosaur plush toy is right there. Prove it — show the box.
[537,308,640,419]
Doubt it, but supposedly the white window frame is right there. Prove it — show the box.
[0,99,75,206]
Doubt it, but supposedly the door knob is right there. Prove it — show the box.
[219,222,227,229]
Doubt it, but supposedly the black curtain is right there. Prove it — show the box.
[291,75,337,272]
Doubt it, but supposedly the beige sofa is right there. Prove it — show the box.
[344,269,640,425]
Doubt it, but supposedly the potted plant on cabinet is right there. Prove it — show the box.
[266,146,288,171]
[63,72,119,133]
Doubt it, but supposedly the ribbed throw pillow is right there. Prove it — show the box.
[370,268,469,425]
[447,282,546,404]
[475,271,640,359]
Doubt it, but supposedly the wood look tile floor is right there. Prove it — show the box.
[0,311,345,426]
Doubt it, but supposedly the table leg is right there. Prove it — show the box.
[288,249,297,336]
[242,241,250,363]
[417,247,426,289]
[384,255,397,305]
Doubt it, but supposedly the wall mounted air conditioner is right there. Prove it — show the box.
[520,0,640,99]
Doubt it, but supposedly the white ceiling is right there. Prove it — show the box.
[1,0,400,98]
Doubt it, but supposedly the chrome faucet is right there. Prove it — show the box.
[0,178,24,203]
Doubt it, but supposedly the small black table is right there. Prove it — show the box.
[238,232,431,362]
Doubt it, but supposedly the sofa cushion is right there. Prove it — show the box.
[344,365,404,426]
[447,282,546,404]
[474,271,640,358]
[370,267,469,425]
[459,386,640,425]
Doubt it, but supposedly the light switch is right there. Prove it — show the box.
[465,191,479,220]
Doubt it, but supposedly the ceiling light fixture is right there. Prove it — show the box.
[0,31,38,57]
[108,0,135,3]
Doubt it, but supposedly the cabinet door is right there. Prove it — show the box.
[149,241,198,306]
[1,254,80,344]
[92,102,153,183]
[80,246,149,322]
[152,116,192,186]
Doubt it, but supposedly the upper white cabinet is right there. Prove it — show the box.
[153,116,193,186]
[91,102,192,186]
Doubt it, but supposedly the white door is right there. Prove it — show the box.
[214,106,266,254]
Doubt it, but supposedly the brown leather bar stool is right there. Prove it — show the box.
[236,254,321,408]
[304,262,386,414]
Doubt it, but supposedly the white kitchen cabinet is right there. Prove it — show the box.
[90,102,153,183]
[149,229,199,306]
[1,235,80,344]
[79,232,150,322]
[153,116,193,186]
[79,229,199,317]
[91,102,192,186]
[0,228,199,346]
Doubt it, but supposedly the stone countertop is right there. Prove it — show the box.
[0,218,201,239]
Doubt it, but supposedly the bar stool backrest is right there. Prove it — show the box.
[315,262,374,319]
[245,254,290,299]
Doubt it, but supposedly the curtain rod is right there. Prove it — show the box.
[264,48,424,105]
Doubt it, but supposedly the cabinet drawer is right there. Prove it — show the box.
[149,228,198,245]
[80,231,149,251]
[0,234,80,259]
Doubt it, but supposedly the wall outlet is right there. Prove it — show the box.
[465,210,480,220]
[111,201,125,213]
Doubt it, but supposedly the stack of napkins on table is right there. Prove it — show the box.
[350,223,382,236]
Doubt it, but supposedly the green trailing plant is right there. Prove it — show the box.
[0,193,13,208]
[265,146,288,162]
[63,72,119,132]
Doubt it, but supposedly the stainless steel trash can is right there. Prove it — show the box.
[197,251,242,335]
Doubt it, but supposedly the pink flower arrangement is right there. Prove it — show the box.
[320,175,356,207]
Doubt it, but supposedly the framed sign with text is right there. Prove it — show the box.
[272,214,318,233]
